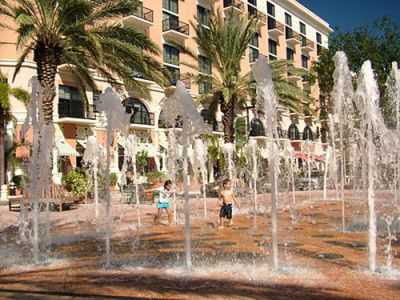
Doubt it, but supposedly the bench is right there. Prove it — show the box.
[8,195,27,211]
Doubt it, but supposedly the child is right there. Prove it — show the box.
[215,179,241,229]
[153,179,173,226]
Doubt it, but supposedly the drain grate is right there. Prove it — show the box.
[314,253,344,260]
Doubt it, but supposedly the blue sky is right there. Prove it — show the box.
[298,0,400,31]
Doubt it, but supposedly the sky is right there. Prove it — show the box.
[297,0,400,32]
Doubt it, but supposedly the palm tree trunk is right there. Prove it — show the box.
[220,97,236,143]
[0,106,5,185]
[34,45,61,124]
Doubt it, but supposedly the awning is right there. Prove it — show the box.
[56,140,79,156]
[137,143,157,158]
[77,140,106,152]
[295,151,324,161]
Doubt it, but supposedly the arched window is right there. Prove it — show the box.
[303,126,313,141]
[124,98,152,125]
[249,118,265,136]
[288,124,299,140]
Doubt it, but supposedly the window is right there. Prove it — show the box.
[269,39,277,56]
[300,22,306,35]
[248,0,257,5]
[163,44,179,65]
[250,33,259,48]
[285,13,292,27]
[197,6,209,26]
[166,65,180,86]
[303,126,313,141]
[317,44,322,56]
[301,55,308,69]
[199,55,211,74]
[248,5,257,17]
[287,48,294,60]
[58,85,84,118]
[288,124,299,140]
[267,2,275,16]
[249,47,259,63]
[316,32,322,44]
[92,90,101,113]
[124,98,152,125]
[199,81,212,94]
[163,0,178,14]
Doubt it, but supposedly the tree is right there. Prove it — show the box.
[0,0,167,125]
[311,16,400,125]
[176,10,314,142]
[0,74,29,186]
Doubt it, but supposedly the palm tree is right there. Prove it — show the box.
[176,10,315,143]
[0,74,30,186]
[175,10,258,143]
[0,0,167,125]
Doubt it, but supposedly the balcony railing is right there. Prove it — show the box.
[286,27,302,43]
[301,36,315,50]
[162,18,189,36]
[267,16,284,32]
[130,112,155,126]
[251,11,266,24]
[223,0,244,11]
[58,101,96,120]
[133,5,154,23]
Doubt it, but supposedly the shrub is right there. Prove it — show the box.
[62,168,91,198]
[145,171,165,183]
[110,172,118,186]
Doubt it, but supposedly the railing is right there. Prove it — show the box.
[301,36,315,49]
[58,101,97,120]
[286,27,302,43]
[132,71,152,81]
[132,5,154,23]
[130,112,155,126]
[267,16,284,32]
[223,0,244,10]
[162,18,189,36]
[253,11,266,24]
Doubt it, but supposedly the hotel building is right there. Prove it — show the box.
[0,0,332,183]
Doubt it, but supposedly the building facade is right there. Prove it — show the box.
[0,0,332,182]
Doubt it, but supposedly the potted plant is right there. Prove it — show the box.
[62,168,91,200]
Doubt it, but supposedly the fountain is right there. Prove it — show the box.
[99,87,131,267]
[251,55,280,271]
[160,81,209,269]
[120,134,141,228]
[332,51,355,231]
[193,139,209,218]
[82,135,104,233]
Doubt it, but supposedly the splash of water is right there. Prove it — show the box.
[332,51,355,231]
[193,139,208,218]
[83,135,105,233]
[99,87,131,268]
[252,55,279,271]
[161,81,209,270]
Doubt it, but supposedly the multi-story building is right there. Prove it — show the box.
[1,0,332,183]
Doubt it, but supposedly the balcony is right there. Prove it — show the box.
[123,5,154,31]
[286,27,302,46]
[58,102,97,125]
[267,17,284,37]
[301,36,315,52]
[162,18,189,42]
[223,0,244,15]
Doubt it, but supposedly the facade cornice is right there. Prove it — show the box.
[276,0,333,36]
